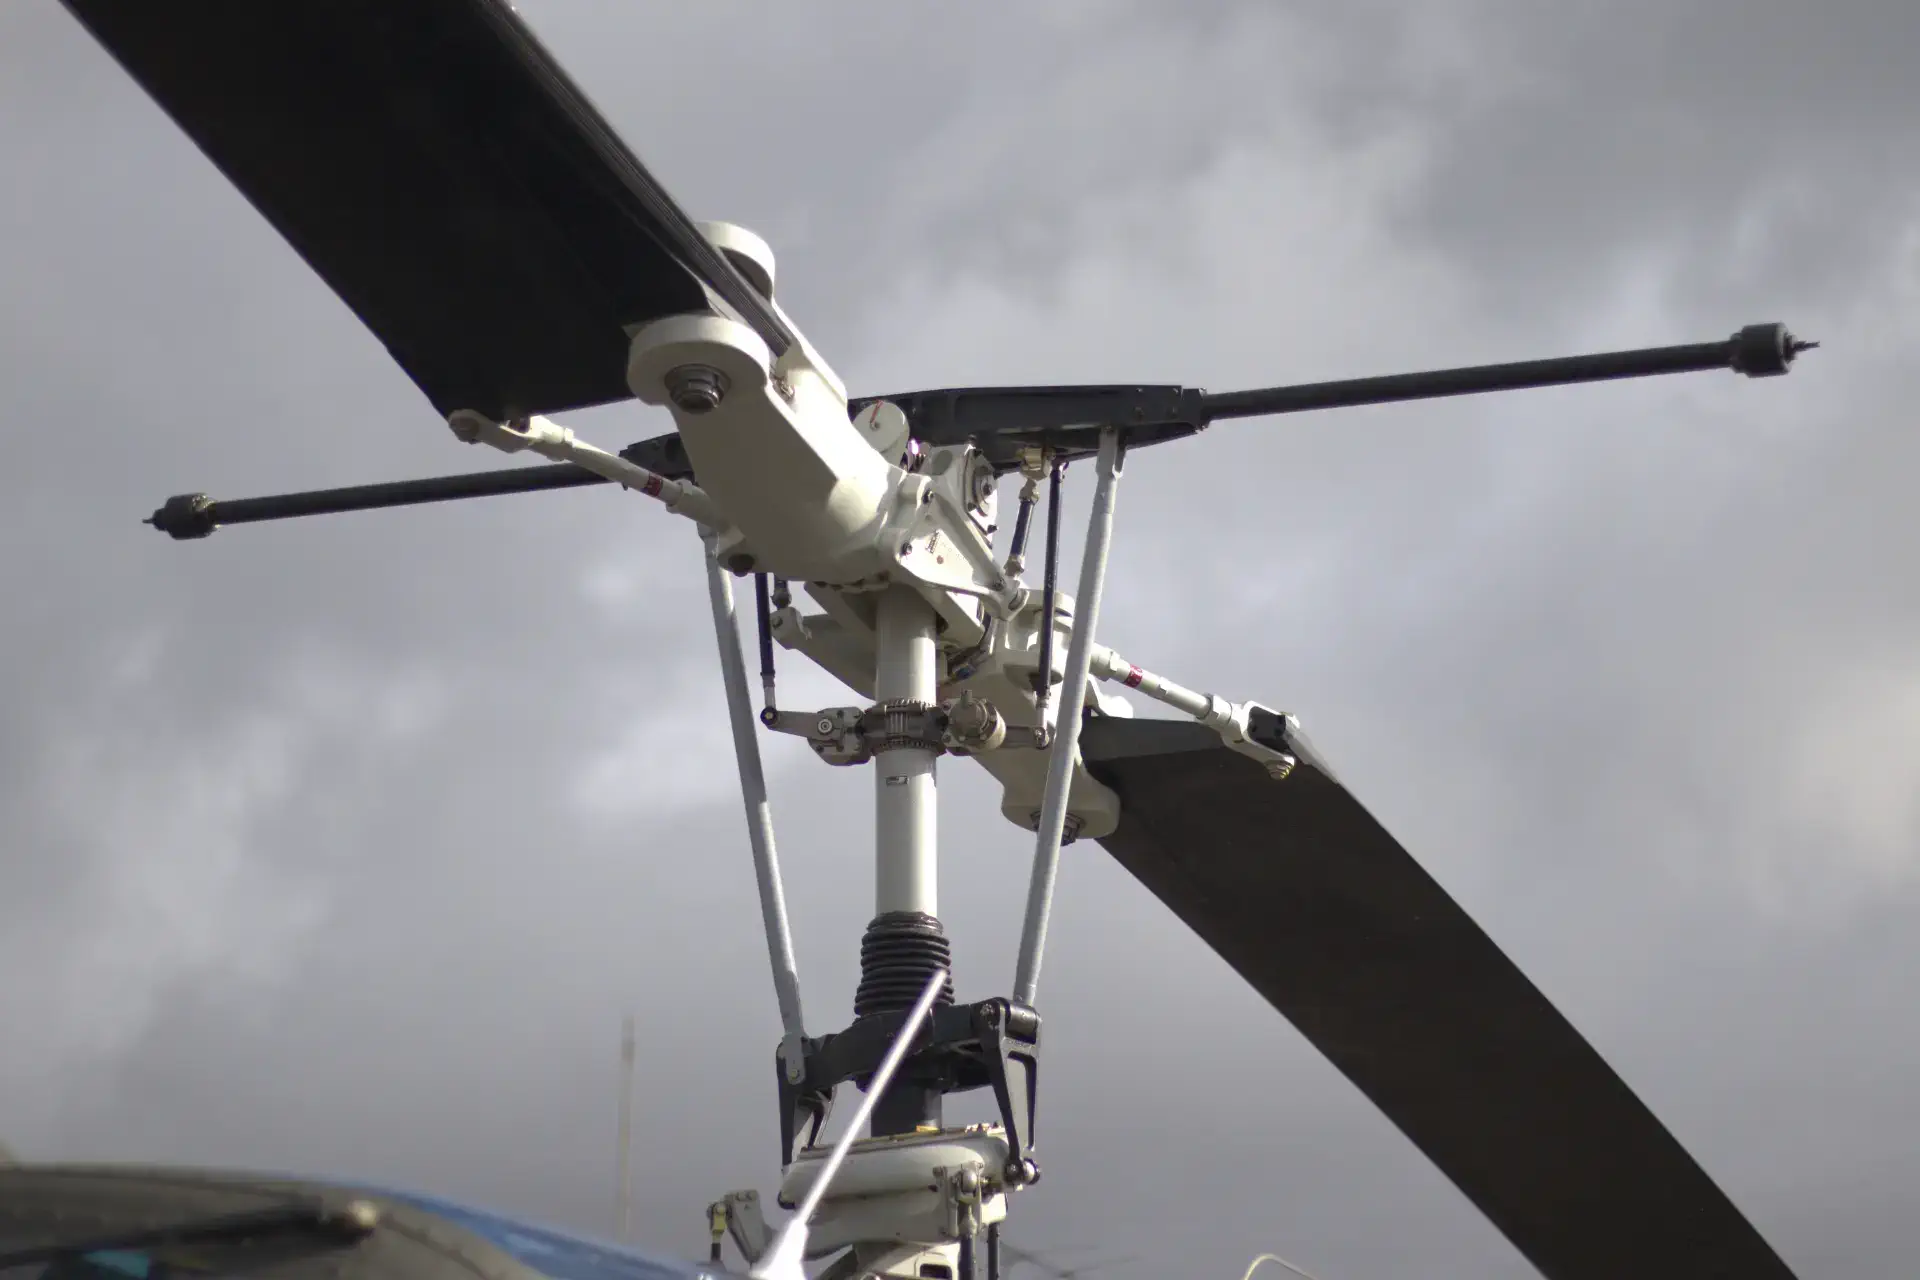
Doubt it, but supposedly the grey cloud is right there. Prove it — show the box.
[1375,0,1920,313]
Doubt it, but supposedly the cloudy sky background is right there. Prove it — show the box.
[3,2,1918,1277]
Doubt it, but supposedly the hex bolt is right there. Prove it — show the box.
[666,364,729,414]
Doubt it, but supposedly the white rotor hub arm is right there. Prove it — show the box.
[446,409,730,531]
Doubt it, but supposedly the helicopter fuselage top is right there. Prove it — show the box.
[0,1163,730,1280]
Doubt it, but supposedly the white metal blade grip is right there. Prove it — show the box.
[749,967,948,1280]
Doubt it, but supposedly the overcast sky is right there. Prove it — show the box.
[3,2,1918,1278]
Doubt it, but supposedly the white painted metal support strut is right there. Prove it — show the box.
[1087,646,1301,779]
[449,410,728,531]
[703,532,808,1045]
[1012,427,1124,1007]
[1087,648,1215,719]
[873,585,940,918]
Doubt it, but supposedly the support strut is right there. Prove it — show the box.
[1013,427,1125,1007]
[703,532,807,1051]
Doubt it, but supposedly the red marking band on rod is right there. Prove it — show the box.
[641,475,664,498]
[1124,665,1145,688]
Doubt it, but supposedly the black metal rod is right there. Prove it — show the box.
[1201,323,1815,423]
[986,1223,1001,1280]
[960,1231,976,1280]
[146,463,608,539]
[1007,483,1036,565]
[210,464,603,521]
[1034,463,1063,706]
[753,572,777,712]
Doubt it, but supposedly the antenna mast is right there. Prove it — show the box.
[616,1013,636,1243]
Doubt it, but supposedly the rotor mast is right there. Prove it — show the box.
[865,586,952,1136]
[873,586,940,924]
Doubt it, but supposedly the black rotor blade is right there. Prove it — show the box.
[60,0,793,423]
[1078,716,1798,1280]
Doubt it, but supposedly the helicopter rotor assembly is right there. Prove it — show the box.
[57,3,1821,1278]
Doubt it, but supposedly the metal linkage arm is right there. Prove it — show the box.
[1086,647,1298,778]
[447,411,725,528]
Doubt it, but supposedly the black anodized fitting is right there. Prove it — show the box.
[855,911,957,1019]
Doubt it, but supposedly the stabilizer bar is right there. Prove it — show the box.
[1200,322,1816,421]
[145,463,600,539]
[144,324,1815,538]
[144,435,698,540]
[854,321,1818,470]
